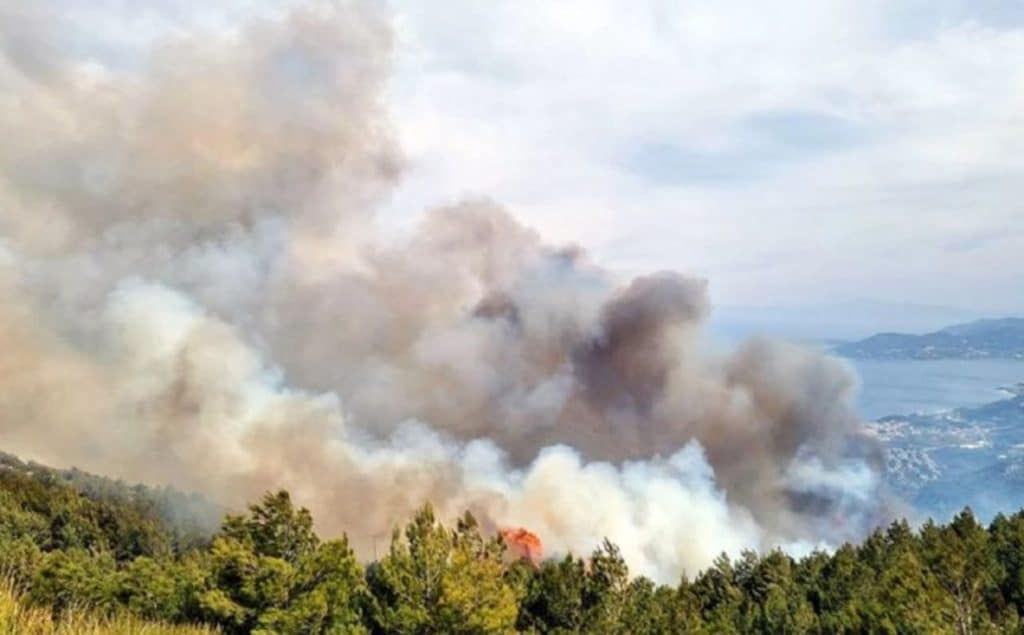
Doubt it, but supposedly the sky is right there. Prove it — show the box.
[9,0,1024,315]
[386,1,1024,314]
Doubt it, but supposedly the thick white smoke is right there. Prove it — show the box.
[0,1,890,582]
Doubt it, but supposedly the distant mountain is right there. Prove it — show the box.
[834,317,1024,360]
[711,300,987,343]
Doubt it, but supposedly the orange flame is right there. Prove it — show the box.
[500,527,543,567]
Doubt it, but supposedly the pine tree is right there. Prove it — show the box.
[437,512,519,634]
[921,508,1002,635]
[367,504,452,633]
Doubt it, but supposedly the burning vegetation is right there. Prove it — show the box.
[500,527,544,567]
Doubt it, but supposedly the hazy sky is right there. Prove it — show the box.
[386,1,1024,313]
[11,0,1024,312]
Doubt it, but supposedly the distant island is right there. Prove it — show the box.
[834,317,1024,360]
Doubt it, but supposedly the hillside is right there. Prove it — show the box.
[5,450,1024,632]
[868,384,1024,521]
[835,317,1024,359]
[0,451,222,551]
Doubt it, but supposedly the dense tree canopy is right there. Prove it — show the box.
[4,453,1024,633]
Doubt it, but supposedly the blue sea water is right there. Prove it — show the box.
[847,358,1024,420]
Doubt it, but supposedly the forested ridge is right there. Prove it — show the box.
[3,453,1024,634]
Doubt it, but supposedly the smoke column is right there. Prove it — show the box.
[0,1,890,582]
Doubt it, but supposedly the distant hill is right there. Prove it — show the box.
[834,317,1024,360]
[711,300,987,343]
[0,449,223,549]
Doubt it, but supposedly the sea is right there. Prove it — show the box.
[847,358,1024,420]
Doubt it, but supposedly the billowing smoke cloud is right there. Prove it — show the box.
[0,1,890,582]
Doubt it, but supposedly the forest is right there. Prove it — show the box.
[2,451,1023,634]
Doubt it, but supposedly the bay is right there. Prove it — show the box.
[847,358,1024,420]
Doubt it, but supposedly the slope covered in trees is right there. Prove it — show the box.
[0,450,223,551]
[3,453,1024,633]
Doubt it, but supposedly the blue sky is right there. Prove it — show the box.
[13,0,1024,314]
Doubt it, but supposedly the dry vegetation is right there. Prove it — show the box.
[0,579,217,635]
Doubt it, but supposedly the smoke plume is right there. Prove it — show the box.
[0,1,890,582]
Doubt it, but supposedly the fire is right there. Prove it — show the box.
[500,527,543,567]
